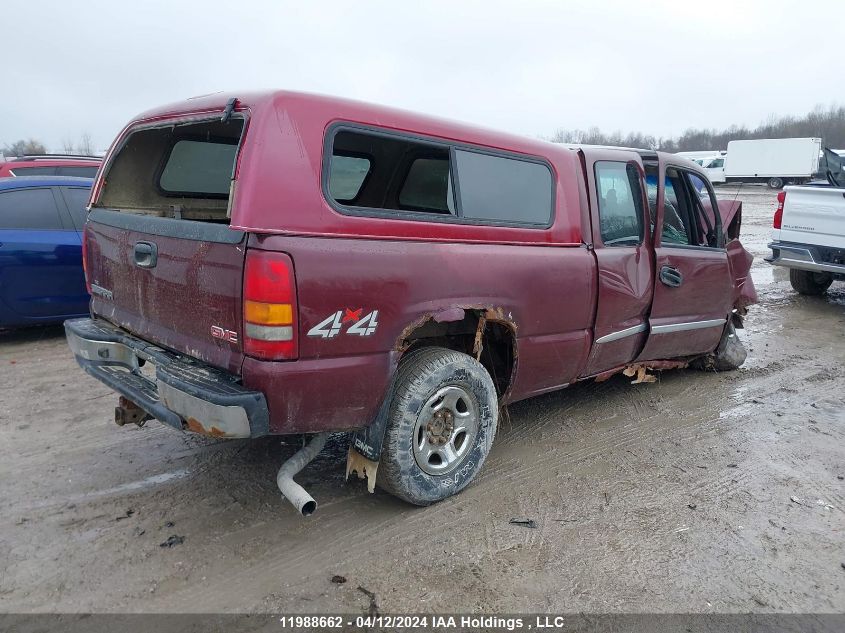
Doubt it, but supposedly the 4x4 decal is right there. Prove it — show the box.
[307,308,379,338]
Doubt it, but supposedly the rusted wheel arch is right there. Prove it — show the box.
[395,307,518,400]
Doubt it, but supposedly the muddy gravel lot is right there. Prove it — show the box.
[1,186,843,615]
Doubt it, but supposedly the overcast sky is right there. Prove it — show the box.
[3,0,843,153]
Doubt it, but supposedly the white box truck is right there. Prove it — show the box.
[724,138,822,188]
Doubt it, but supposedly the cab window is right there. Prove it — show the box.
[685,173,722,248]
[661,173,689,245]
[660,168,722,248]
[594,161,643,246]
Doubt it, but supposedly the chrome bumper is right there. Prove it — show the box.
[766,242,845,275]
[65,318,269,438]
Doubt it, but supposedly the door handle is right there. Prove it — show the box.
[134,241,158,268]
[659,265,683,287]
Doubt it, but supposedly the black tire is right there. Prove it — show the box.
[767,177,784,189]
[377,347,498,506]
[692,322,747,372]
[789,269,833,295]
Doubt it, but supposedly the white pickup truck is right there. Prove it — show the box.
[767,150,845,294]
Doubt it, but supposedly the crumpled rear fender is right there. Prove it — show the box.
[716,198,757,312]
[726,237,758,312]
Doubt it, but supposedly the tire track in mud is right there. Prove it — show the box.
[4,230,845,613]
[138,368,788,611]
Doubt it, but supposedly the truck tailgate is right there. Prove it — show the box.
[87,210,246,374]
[781,186,845,248]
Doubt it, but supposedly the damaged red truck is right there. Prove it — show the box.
[65,91,756,514]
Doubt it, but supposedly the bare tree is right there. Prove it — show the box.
[77,132,95,156]
[1,138,48,157]
[550,104,845,151]
[61,138,76,154]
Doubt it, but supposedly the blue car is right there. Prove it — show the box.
[0,176,92,328]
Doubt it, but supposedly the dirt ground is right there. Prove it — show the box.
[1,186,843,615]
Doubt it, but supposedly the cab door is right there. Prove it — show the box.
[637,159,733,361]
[579,150,654,377]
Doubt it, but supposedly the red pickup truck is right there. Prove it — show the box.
[65,91,756,514]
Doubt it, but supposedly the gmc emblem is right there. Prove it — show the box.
[210,325,238,344]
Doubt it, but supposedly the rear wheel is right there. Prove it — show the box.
[377,347,498,506]
[767,177,784,189]
[789,269,833,295]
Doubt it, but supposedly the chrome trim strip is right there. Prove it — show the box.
[651,318,726,335]
[594,323,647,344]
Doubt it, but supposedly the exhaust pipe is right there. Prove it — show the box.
[277,432,329,516]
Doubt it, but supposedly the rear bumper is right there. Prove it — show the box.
[766,241,845,275]
[65,318,269,438]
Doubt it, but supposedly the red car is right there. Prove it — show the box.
[64,91,756,514]
[0,154,101,178]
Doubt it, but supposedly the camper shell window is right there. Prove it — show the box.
[324,125,553,228]
[96,117,244,222]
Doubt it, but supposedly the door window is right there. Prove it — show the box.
[660,168,722,248]
[60,187,92,230]
[0,188,63,230]
[661,173,689,245]
[594,161,643,246]
[685,172,722,248]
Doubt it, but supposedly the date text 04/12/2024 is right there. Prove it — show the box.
[277,615,573,629]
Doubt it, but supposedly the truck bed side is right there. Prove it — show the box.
[245,233,596,434]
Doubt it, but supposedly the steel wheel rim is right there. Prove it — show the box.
[412,385,479,476]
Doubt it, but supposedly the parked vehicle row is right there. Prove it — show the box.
[61,91,757,514]
[676,138,826,188]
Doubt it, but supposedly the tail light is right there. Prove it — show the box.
[773,191,785,229]
[81,226,92,294]
[243,250,298,360]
